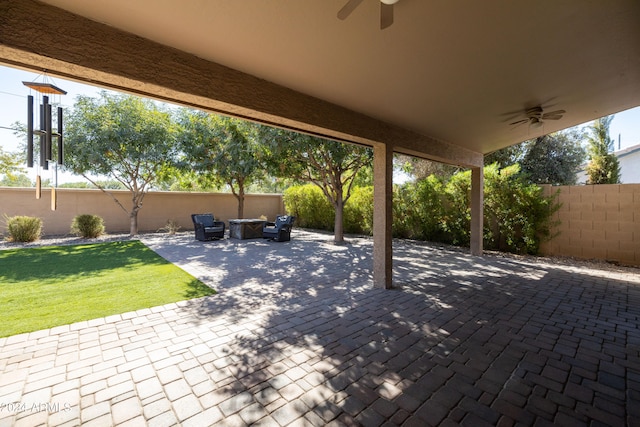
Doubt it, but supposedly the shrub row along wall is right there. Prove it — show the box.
[540,184,640,266]
[0,187,285,236]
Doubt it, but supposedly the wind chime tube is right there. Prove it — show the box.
[45,96,52,164]
[36,175,41,199]
[57,107,63,165]
[27,95,34,168]
[39,102,45,168]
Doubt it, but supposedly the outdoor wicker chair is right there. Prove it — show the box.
[191,213,225,241]
[262,215,295,242]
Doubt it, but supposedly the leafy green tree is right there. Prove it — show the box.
[259,127,372,243]
[58,180,126,189]
[396,154,459,181]
[64,92,179,235]
[520,130,586,185]
[0,172,31,187]
[585,115,621,184]
[0,145,24,182]
[177,111,263,218]
[484,143,526,168]
[484,129,586,185]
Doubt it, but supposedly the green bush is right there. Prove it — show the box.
[442,170,472,246]
[284,184,375,235]
[483,163,560,254]
[284,184,334,230]
[393,176,455,242]
[283,164,559,255]
[71,214,105,238]
[392,164,560,255]
[5,216,42,242]
[344,186,374,235]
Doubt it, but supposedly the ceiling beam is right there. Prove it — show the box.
[0,0,482,168]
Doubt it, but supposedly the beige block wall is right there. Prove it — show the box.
[540,184,640,266]
[0,187,285,236]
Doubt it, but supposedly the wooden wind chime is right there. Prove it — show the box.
[23,77,66,210]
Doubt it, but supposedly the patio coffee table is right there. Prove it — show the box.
[229,219,267,239]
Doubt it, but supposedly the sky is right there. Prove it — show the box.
[1,64,640,184]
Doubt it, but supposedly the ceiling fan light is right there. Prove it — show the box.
[380,0,399,4]
[530,119,543,129]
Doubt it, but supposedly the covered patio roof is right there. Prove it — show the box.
[2,0,639,162]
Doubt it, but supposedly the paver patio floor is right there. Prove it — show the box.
[1,230,639,426]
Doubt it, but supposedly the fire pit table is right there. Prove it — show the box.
[228,219,267,239]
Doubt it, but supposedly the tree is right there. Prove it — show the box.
[585,115,621,184]
[395,154,459,182]
[64,92,178,235]
[0,172,31,187]
[1,128,31,186]
[58,180,126,189]
[484,143,526,168]
[259,127,372,243]
[0,145,24,181]
[519,130,586,185]
[177,111,263,218]
[484,129,587,186]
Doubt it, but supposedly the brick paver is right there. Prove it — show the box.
[1,230,639,426]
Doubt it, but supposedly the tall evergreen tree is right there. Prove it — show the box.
[585,115,621,184]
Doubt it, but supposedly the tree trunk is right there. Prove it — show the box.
[334,198,344,243]
[129,211,138,236]
[237,190,245,219]
[231,179,245,219]
[130,195,141,236]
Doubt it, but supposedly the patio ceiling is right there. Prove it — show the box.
[2,0,640,162]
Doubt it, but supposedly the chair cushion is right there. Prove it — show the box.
[194,214,215,227]
[275,215,291,227]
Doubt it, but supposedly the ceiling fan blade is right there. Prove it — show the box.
[380,2,394,29]
[338,0,365,20]
[542,110,565,118]
[542,115,563,120]
[510,119,529,126]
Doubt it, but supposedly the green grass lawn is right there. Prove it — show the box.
[0,240,215,337]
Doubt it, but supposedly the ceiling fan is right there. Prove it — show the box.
[509,106,566,129]
[338,0,400,30]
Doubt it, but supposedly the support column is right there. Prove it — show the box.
[373,142,393,289]
[470,165,484,256]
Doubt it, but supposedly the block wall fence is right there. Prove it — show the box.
[1,185,638,267]
[0,187,285,236]
[540,184,640,266]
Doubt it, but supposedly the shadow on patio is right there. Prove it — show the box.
[142,230,640,426]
